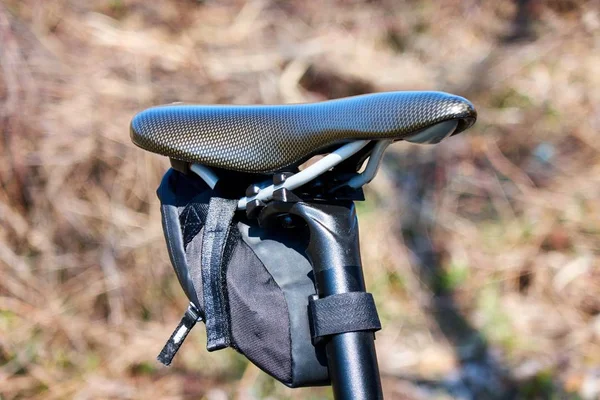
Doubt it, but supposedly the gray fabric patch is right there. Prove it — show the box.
[239,223,329,386]
[227,238,292,384]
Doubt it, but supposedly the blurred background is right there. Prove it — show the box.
[1,0,599,399]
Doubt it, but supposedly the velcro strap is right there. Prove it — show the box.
[308,292,381,339]
[200,197,238,351]
[157,303,203,366]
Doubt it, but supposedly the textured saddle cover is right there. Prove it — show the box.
[131,91,476,173]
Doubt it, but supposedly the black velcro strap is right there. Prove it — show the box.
[157,303,203,366]
[308,292,381,339]
[199,197,238,351]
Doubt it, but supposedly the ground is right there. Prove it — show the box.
[0,1,599,399]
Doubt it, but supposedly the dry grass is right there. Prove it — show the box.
[0,0,599,399]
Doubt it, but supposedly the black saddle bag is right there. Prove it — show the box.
[156,168,329,387]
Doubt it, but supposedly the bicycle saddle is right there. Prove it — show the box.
[130,91,476,173]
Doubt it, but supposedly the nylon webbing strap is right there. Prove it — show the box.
[308,292,381,339]
[198,197,238,351]
[157,303,202,366]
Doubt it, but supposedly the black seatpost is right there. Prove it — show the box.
[285,201,383,400]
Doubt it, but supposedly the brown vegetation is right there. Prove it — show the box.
[1,1,599,399]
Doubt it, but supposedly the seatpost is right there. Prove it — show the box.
[288,201,384,400]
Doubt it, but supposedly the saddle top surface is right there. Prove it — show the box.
[130,91,477,173]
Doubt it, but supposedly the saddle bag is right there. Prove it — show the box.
[155,168,329,387]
